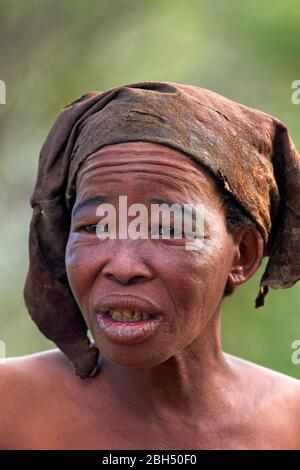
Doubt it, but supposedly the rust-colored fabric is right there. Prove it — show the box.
[24,81,300,378]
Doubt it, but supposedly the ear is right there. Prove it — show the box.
[227,228,265,287]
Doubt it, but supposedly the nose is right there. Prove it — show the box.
[102,244,154,285]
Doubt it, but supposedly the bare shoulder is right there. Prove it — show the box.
[0,349,79,449]
[0,348,76,389]
[225,353,300,449]
[226,352,300,393]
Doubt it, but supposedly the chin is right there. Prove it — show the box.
[97,340,169,369]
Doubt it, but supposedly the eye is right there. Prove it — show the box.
[83,223,109,234]
[83,224,98,234]
[151,225,184,238]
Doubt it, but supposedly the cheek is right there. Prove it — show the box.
[160,232,233,329]
[65,233,104,308]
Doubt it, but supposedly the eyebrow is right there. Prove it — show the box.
[150,198,198,221]
[72,195,199,221]
[72,195,108,218]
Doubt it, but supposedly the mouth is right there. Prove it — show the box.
[102,309,158,322]
[95,295,163,344]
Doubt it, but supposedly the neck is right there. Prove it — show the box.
[97,309,233,419]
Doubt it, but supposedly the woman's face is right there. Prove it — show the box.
[65,141,237,368]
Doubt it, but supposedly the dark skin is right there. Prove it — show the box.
[1,141,300,450]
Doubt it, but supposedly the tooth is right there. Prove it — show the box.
[124,311,132,320]
[108,309,152,322]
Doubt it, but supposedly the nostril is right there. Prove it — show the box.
[106,274,119,282]
[130,275,147,283]
[105,273,147,285]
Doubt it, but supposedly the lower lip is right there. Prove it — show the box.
[96,312,163,345]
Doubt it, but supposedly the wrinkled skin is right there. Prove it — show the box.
[1,142,300,450]
[66,141,245,370]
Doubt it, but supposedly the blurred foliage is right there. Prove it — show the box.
[0,0,299,377]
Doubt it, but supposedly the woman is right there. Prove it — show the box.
[1,81,300,449]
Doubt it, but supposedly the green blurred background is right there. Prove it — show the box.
[0,0,299,377]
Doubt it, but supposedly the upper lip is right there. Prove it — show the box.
[96,294,163,317]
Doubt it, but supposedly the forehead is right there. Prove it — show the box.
[75,141,220,206]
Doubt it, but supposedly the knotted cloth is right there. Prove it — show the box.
[23,81,300,378]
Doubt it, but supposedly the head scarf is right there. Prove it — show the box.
[23,81,300,378]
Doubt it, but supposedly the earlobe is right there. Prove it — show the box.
[227,265,244,286]
[227,228,264,287]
